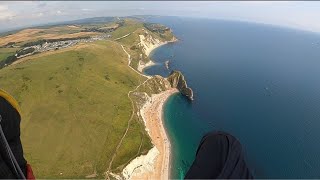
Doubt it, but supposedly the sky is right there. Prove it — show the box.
[1,1,320,33]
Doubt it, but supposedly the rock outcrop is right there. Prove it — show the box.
[123,71,192,179]
[134,70,193,101]
[167,70,194,101]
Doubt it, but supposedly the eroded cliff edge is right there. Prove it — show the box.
[167,70,194,101]
[120,70,193,179]
[117,22,193,179]
[133,70,193,105]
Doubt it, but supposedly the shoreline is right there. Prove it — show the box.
[139,37,178,73]
[122,37,178,179]
[136,38,179,180]
[129,89,178,180]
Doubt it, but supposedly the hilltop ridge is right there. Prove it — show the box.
[0,17,192,179]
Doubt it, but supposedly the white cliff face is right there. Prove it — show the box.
[122,146,160,179]
[138,32,165,57]
[136,33,164,72]
[118,31,179,180]
[137,31,178,72]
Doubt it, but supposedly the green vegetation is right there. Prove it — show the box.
[136,75,172,96]
[0,17,176,178]
[111,19,144,39]
[112,20,175,71]
[144,23,174,41]
[81,20,124,33]
[111,20,161,70]
[144,23,170,33]
[0,48,18,62]
[0,41,151,178]
[0,55,17,68]
[31,28,81,36]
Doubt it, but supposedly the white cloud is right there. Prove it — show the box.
[1,1,320,33]
[0,5,14,20]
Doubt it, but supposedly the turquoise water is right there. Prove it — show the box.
[145,17,320,178]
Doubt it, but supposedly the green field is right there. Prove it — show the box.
[0,40,151,178]
[0,47,18,62]
[0,17,175,178]
[111,19,143,40]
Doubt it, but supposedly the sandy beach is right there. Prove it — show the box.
[121,35,179,180]
[128,89,178,180]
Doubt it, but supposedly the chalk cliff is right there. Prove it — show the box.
[133,70,194,102]
[167,71,194,101]
[123,71,193,179]
[138,31,164,57]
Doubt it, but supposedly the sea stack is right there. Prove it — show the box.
[167,70,194,101]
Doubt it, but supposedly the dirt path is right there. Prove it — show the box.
[107,39,175,180]
[114,33,131,41]
[106,43,150,179]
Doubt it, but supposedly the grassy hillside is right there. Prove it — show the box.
[0,47,18,62]
[111,19,175,71]
[0,28,101,47]
[0,40,151,178]
[0,17,175,178]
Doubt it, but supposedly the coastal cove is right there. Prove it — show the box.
[118,22,192,179]
[0,17,187,179]
[2,14,320,179]
[146,17,320,179]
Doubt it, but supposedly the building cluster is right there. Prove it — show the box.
[17,34,111,58]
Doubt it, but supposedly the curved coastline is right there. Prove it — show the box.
[122,38,178,180]
[133,89,178,180]
[140,38,178,73]
[140,38,179,179]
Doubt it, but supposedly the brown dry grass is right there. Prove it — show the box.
[0,28,100,46]
[0,29,42,46]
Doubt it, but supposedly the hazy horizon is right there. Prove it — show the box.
[1,1,320,34]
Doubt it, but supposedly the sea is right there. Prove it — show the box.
[144,16,320,179]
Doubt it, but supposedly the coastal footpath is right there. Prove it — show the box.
[123,72,193,180]
[0,17,192,178]
[116,24,193,179]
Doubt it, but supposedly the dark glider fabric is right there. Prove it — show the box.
[185,131,253,179]
[0,96,27,179]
